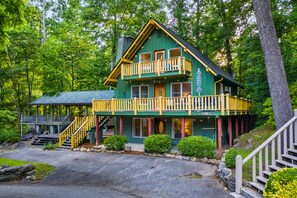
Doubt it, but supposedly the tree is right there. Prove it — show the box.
[252,0,293,129]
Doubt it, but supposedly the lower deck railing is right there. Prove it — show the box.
[92,94,252,115]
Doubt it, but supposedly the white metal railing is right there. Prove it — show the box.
[235,109,297,194]
[21,114,70,124]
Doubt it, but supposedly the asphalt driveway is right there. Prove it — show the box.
[0,148,231,198]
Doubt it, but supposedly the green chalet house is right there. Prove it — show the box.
[93,19,252,156]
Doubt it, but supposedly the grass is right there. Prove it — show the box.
[0,158,55,180]
[233,124,275,181]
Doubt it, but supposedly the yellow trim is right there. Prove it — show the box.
[106,78,118,82]
[121,58,132,63]
[214,78,223,95]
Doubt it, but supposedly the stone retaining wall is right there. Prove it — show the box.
[0,164,36,182]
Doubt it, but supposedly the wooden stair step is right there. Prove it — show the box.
[249,182,265,192]
[282,154,297,162]
[262,170,272,178]
[269,165,281,171]
[287,148,297,155]
[240,187,263,198]
[256,176,267,184]
[275,160,297,168]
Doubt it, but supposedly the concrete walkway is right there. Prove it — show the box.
[0,148,231,198]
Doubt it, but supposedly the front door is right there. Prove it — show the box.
[154,50,165,61]
[155,50,165,72]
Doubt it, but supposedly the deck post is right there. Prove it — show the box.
[235,118,239,138]
[148,118,152,136]
[181,118,185,138]
[120,116,123,136]
[218,117,222,157]
[241,116,244,134]
[96,115,99,145]
[245,116,249,133]
[228,117,232,148]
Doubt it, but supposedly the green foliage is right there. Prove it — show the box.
[225,148,237,168]
[273,179,297,198]
[177,136,215,158]
[264,168,297,198]
[0,129,20,144]
[0,158,55,180]
[43,142,58,150]
[144,134,172,154]
[104,135,128,151]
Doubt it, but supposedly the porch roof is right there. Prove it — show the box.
[30,90,114,106]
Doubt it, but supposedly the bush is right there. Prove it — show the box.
[273,179,297,198]
[0,129,20,144]
[43,142,58,150]
[144,134,172,154]
[177,136,215,158]
[264,168,297,198]
[225,147,237,168]
[104,135,128,151]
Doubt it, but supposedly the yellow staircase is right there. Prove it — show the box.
[59,115,96,149]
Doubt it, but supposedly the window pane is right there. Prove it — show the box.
[182,83,191,96]
[173,118,181,138]
[172,84,181,97]
[141,86,148,98]
[140,53,151,62]
[132,86,139,98]
[133,119,140,137]
[185,119,193,137]
[169,48,181,58]
[142,119,148,137]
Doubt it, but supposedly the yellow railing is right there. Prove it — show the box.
[121,56,192,79]
[59,116,86,147]
[71,115,96,149]
[92,94,252,116]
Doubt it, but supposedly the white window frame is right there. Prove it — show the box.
[132,118,149,138]
[170,82,192,97]
[139,52,151,62]
[171,118,193,139]
[131,85,149,98]
[168,47,182,59]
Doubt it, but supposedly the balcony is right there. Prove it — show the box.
[121,57,192,80]
[92,94,252,116]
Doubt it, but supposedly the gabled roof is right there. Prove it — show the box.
[30,90,114,106]
[105,18,240,87]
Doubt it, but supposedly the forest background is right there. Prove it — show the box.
[1,0,297,136]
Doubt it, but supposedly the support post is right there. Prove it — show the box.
[218,117,222,157]
[181,118,185,138]
[236,118,239,138]
[235,155,243,194]
[241,117,244,134]
[120,116,123,136]
[245,117,249,133]
[148,118,152,136]
[228,117,232,148]
[96,115,99,145]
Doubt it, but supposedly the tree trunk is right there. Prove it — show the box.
[252,0,293,129]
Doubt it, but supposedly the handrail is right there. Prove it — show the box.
[92,94,252,116]
[235,110,297,194]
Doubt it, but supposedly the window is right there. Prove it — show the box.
[169,48,181,58]
[140,53,151,62]
[133,118,148,137]
[132,85,149,98]
[171,82,191,97]
[172,118,193,138]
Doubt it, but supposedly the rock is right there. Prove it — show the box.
[144,153,149,156]
[222,168,232,180]
[190,157,197,162]
[245,144,252,150]
[87,149,90,152]
[152,153,156,157]
[166,154,172,158]
[156,154,162,157]
[25,175,35,181]
[233,138,240,144]
[208,159,218,165]
[175,155,183,160]
[25,169,36,176]
[0,170,4,175]
[20,164,35,173]
[247,138,253,144]
[0,174,18,182]
[201,157,208,163]
[3,166,21,173]
[0,165,9,170]
[183,156,190,160]
[80,147,87,152]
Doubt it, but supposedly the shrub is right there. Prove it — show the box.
[225,147,237,168]
[104,135,128,151]
[264,168,297,198]
[274,179,297,198]
[144,134,172,154]
[177,136,215,158]
[0,129,20,144]
[43,142,58,150]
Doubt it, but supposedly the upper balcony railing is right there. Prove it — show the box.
[121,56,192,80]
[92,94,252,116]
